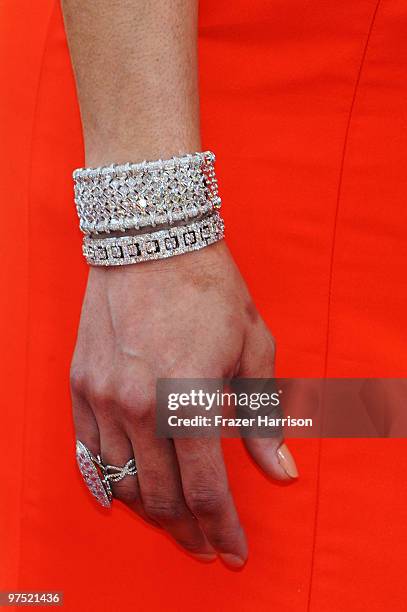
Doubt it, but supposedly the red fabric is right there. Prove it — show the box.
[1,1,406,610]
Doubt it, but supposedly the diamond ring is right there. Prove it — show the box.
[76,440,137,508]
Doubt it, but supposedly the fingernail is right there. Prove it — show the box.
[277,443,299,479]
[220,553,246,568]
[192,553,217,562]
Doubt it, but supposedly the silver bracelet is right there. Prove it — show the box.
[73,151,221,235]
[82,212,225,266]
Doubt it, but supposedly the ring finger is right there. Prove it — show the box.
[98,422,155,525]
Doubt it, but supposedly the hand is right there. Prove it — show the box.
[70,240,298,568]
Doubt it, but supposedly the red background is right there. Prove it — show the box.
[1,1,407,610]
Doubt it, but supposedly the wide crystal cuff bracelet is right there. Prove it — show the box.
[73,151,221,235]
[83,212,225,266]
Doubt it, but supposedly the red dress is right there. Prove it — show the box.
[1,1,407,610]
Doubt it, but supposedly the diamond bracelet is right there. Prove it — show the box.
[82,211,225,266]
[73,151,221,235]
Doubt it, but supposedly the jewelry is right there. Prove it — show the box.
[104,459,137,483]
[76,440,112,508]
[73,151,221,235]
[82,211,225,266]
[76,440,137,508]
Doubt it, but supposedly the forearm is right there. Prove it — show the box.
[61,0,201,166]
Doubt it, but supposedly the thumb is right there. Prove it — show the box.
[237,327,299,482]
[245,438,299,481]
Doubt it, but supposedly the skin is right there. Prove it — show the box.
[62,0,298,569]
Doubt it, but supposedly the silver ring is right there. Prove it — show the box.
[104,458,137,483]
[76,440,137,508]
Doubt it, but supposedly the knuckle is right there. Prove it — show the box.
[89,379,115,409]
[117,386,154,424]
[121,399,154,425]
[70,364,88,396]
[143,494,185,523]
[186,486,229,517]
[89,378,154,423]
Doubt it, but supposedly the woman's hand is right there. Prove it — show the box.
[70,241,298,568]
[62,0,298,570]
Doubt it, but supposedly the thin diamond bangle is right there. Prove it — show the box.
[82,212,225,266]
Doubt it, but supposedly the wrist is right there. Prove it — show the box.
[84,135,202,168]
